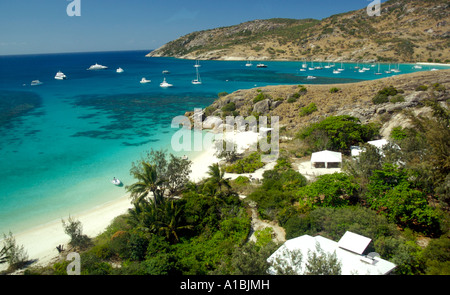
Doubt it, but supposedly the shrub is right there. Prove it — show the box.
[372,86,404,104]
[298,85,307,94]
[253,93,266,104]
[299,102,317,117]
[297,115,379,153]
[234,176,250,185]
[284,206,399,242]
[62,216,91,249]
[329,87,340,93]
[415,85,428,91]
[221,102,236,112]
[372,93,389,104]
[1,232,29,271]
[390,126,408,141]
[287,97,297,103]
[432,83,446,92]
[204,106,216,117]
[218,91,228,97]
[366,164,442,235]
[225,152,264,174]
[297,173,360,209]
[390,94,405,103]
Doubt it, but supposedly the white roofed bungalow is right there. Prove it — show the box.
[310,150,342,169]
[267,231,396,275]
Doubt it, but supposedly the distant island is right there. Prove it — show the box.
[147,0,450,63]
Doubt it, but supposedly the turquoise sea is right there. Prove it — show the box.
[0,50,447,234]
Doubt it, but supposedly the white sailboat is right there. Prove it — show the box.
[192,67,202,85]
[391,64,401,73]
[375,63,382,75]
[194,60,201,68]
[116,67,124,73]
[245,60,253,67]
[160,77,173,88]
[302,59,307,69]
[140,77,151,84]
[338,62,345,71]
[385,64,392,74]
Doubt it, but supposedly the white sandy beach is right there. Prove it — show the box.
[0,129,343,272]
[0,130,264,272]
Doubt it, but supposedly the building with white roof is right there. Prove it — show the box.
[310,150,342,168]
[267,231,396,275]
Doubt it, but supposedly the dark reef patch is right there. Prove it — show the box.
[69,92,216,141]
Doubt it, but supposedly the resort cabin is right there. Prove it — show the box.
[310,150,342,169]
[267,231,397,275]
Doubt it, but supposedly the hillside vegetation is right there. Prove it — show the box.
[148,0,450,63]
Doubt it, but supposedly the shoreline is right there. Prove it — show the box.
[0,131,224,272]
[147,55,450,66]
[0,193,133,271]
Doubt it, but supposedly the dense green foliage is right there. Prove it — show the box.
[249,157,307,221]
[366,164,441,235]
[297,173,359,209]
[224,152,265,174]
[297,115,379,154]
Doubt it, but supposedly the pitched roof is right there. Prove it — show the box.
[310,150,342,163]
[267,232,396,275]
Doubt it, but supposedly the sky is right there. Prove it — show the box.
[0,0,389,55]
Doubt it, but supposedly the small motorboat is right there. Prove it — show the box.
[31,80,43,86]
[140,77,151,84]
[160,78,173,88]
[306,76,316,80]
[116,67,124,73]
[112,178,122,186]
[54,71,67,80]
[87,63,108,70]
[162,70,170,74]
[256,63,268,68]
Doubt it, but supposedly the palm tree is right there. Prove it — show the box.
[206,163,232,193]
[157,200,192,244]
[126,161,164,205]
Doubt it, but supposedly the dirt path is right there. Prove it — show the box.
[243,198,286,244]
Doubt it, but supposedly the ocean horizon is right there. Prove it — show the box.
[0,50,447,235]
